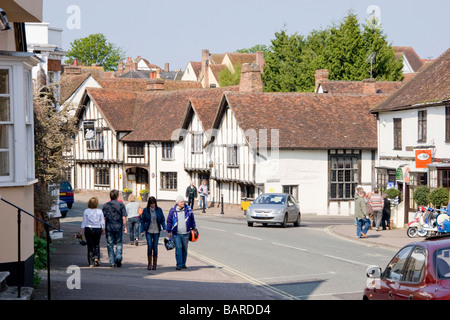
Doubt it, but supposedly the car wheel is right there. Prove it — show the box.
[294,213,301,227]
[247,222,254,227]
[407,227,418,238]
[61,211,67,218]
[281,214,288,228]
[67,203,73,209]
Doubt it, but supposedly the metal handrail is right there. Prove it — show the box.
[0,195,62,300]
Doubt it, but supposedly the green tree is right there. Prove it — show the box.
[236,44,269,53]
[65,33,125,71]
[218,64,242,87]
[262,12,403,92]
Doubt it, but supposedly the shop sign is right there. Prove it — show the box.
[395,167,403,180]
[415,149,432,169]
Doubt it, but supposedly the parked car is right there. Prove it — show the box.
[246,193,301,228]
[59,180,74,209]
[364,235,450,300]
[59,200,69,218]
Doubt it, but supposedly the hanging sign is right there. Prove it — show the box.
[83,121,96,140]
[395,167,403,180]
[415,149,432,169]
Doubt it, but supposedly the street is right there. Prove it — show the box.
[34,198,396,301]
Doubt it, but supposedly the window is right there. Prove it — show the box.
[283,185,298,200]
[128,143,144,157]
[418,111,427,142]
[393,118,402,150]
[438,169,450,188]
[86,130,103,151]
[403,247,426,283]
[161,172,177,190]
[227,145,239,167]
[384,246,413,281]
[94,167,110,186]
[192,133,203,153]
[330,152,359,200]
[162,142,174,160]
[435,248,450,279]
[0,68,12,178]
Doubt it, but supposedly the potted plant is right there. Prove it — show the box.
[123,188,132,201]
[413,186,430,207]
[429,187,449,209]
[140,189,149,202]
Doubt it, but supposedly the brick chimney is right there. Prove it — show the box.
[146,79,164,91]
[117,59,123,75]
[240,63,263,92]
[314,69,329,92]
[363,78,376,94]
[201,49,210,88]
[255,51,265,72]
[165,63,169,72]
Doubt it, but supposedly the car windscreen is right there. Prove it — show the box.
[254,195,286,205]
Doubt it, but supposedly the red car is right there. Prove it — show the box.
[364,235,450,300]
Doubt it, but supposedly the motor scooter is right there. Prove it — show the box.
[407,207,439,238]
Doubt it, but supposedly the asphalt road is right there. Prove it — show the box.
[46,199,395,301]
[190,215,394,300]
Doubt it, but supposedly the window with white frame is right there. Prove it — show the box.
[192,133,203,153]
[0,68,12,178]
[161,172,177,190]
[86,130,104,151]
[227,145,239,167]
[162,142,174,159]
[94,167,110,186]
[330,151,360,200]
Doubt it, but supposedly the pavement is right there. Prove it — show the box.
[32,192,419,300]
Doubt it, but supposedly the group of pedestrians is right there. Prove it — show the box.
[354,187,391,238]
[185,179,209,212]
[79,189,197,271]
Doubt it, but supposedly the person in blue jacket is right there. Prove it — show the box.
[140,196,166,270]
[166,195,196,270]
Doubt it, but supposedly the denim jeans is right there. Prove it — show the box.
[173,233,190,268]
[357,217,370,237]
[106,230,123,265]
[145,232,160,257]
[200,195,207,209]
[127,217,141,242]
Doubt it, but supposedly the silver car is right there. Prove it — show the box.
[246,193,301,228]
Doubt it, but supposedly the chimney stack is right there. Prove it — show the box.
[201,49,210,88]
[363,78,376,94]
[165,63,169,72]
[314,69,329,92]
[239,63,263,92]
[255,51,265,73]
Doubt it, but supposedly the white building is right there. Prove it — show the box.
[371,48,450,226]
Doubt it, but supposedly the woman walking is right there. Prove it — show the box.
[140,196,166,270]
[80,197,105,267]
[126,194,141,246]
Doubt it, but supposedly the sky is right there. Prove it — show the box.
[43,0,450,71]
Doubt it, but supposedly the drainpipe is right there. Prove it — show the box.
[150,142,158,200]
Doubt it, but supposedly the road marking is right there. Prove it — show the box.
[258,271,336,281]
[201,226,226,232]
[190,251,298,300]
[294,290,363,300]
[322,254,368,267]
[235,233,262,241]
[272,242,308,252]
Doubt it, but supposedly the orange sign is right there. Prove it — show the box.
[415,150,432,169]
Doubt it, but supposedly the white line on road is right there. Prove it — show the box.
[272,242,308,252]
[201,226,226,232]
[235,233,263,241]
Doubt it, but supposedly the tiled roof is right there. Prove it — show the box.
[219,92,388,149]
[393,46,425,72]
[372,48,450,112]
[60,73,92,102]
[319,81,403,95]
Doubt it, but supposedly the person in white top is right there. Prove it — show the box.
[126,194,141,246]
[80,197,105,267]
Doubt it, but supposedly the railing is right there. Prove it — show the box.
[1,195,61,300]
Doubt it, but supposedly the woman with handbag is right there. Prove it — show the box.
[140,196,166,270]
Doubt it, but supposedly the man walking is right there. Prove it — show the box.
[369,189,384,231]
[166,196,196,270]
[355,189,370,238]
[102,189,127,267]
[185,181,197,210]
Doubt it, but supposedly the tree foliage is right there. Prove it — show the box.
[218,64,242,87]
[65,33,125,71]
[261,12,403,92]
[34,85,78,221]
